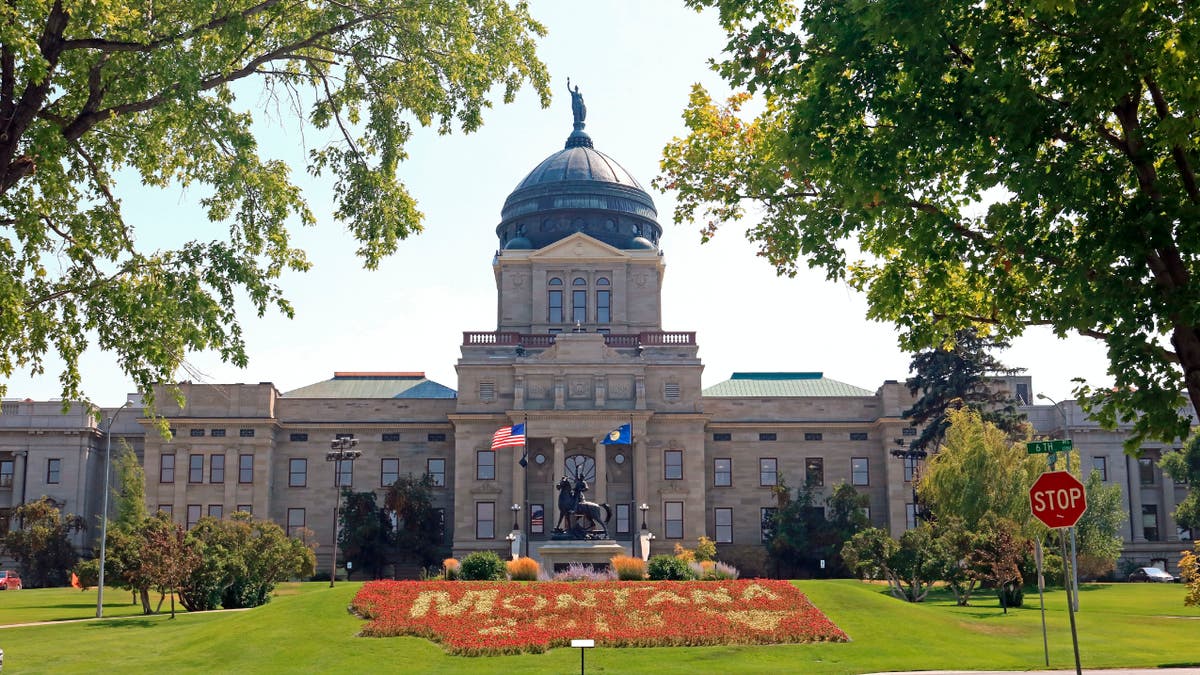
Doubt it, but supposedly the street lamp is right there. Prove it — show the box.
[97,394,142,619]
[326,437,361,588]
[511,503,522,531]
[1037,393,1080,612]
[639,503,649,531]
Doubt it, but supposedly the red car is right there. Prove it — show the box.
[0,570,21,590]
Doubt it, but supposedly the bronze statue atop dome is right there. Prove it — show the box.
[567,78,586,130]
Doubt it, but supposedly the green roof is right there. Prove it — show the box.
[703,372,874,398]
[284,372,457,399]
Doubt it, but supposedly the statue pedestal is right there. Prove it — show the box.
[536,540,627,574]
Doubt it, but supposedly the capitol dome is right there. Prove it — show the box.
[496,101,661,251]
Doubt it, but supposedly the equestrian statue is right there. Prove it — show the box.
[554,474,611,539]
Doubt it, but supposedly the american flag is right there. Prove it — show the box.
[491,423,526,450]
[530,505,544,532]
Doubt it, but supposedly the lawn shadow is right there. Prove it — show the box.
[86,618,159,629]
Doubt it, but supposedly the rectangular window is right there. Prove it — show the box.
[850,432,869,441]
[714,507,733,544]
[664,501,684,539]
[596,290,611,323]
[806,457,824,487]
[713,432,731,442]
[1179,526,1193,542]
[664,450,683,480]
[335,433,355,440]
[210,428,226,438]
[236,504,252,515]
[906,503,918,530]
[287,508,305,538]
[714,458,732,487]
[804,432,823,441]
[289,433,308,442]
[530,504,545,534]
[239,428,254,438]
[289,458,307,487]
[381,433,401,442]
[902,427,917,436]
[572,289,587,323]
[210,454,225,483]
[189,454,204,483]
[0,460,12,488]
[758,433,776,441]
[904,456,919,482]
[381,458,400,487]
[477,451,496,480]
[759,458,778,486]
[160,454,175,483]
[238,454,253,484]
[186,504,201,529]
[760,507,776,542]
[46,458,62,484]
[1142,504,1159,541]
[190,428,205,437]
[615,503,630,534]
[1138,457,1155,486]
[158,504,173,518]
[428,458,446,487]
[851,457,869,486]
[427,433,447,442]
[208,504,223,519]
[549,290,563,323]
[476,502,495,539]
[1092,456,1108,481]
[336,460,353,488]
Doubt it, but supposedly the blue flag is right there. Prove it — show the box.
[601,423,631,445]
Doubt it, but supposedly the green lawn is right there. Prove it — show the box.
[0,586,170,625]
[1,581,1197,674]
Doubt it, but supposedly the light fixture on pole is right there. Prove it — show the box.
[326,437,361,588]
[511,503,522,531]
[97,394,142,619]
[639,503,649,531]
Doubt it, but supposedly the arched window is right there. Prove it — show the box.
[564,454,596,483]
[548,278,563,323]
[573,277,587,286]
[595,277,611,323]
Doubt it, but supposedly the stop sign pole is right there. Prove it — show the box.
[1030,471,1086,675]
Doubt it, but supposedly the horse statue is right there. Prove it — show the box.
[554,474,612,539]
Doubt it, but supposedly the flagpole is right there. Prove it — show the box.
[523,414,529,559]
[629,415,635,559]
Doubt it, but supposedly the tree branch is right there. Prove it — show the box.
[1144,74,1200,205]
[61,0,286,54]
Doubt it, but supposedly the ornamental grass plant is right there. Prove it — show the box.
[442,558,461,581]
[610,554,646,580]
[506,557,540,581]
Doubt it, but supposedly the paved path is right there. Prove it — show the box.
[869,670,1200,674]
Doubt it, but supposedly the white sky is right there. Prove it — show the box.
[6,1,1112,406]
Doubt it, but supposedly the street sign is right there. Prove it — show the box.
[1027,439,1073,455]
[1029,471,1088,528]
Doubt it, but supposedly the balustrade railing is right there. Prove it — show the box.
[462,331,696,347]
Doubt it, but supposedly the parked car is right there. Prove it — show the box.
[0,571,20,590]
[1128,566,1175,583]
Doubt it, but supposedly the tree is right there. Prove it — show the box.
[0,0,549,406]
[928,516,979,607]
[917,408,1044,531]
[1181,542,1200,607]
[1160,435,1200,535]
[112,441,146,529]
[842,526,939,602]
[903,328,1026,453]
[661,0,1200,450]
[139,519,200,619]
[1074,469,1126,580]
[1,497,83,587]
[106,513,172,613]
[968,517,1029,613]
[384,473,444,570]
[338,490,391,579]
[762,478,821,577]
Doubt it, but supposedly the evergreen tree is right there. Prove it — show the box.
[338,491,392,580]
[384,473,444,570]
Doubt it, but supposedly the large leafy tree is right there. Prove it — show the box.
[339,490,392,579]
[661,0,1200,449]
[384,472,444,569]
[1074,469,1126,580]
[1160,434,1200,534]
[0,497,83,587]
[0,0,549,405]
[903,328,1026,453]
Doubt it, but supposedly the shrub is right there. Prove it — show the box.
[695,536,717,562]
[460,551,506,581]
[610,555,646,581]
[442,558,461,581]
[506,557,540,581]
[673,542,696,563]
[72,559,99,590]
[647,554,694,580]
[712,561,740,580]
[551,563,616,582]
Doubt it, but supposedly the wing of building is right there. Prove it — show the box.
[1,103,1192,578]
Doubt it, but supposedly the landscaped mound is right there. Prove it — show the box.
[350,579,848,655]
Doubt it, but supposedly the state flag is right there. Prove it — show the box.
[601,423,631,445]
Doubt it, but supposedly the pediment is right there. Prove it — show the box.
[530,233,629,261]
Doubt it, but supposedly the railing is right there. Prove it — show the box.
[462,331,696,347]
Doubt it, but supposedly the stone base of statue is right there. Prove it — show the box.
[536,540,627,574]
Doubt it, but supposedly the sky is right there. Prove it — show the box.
[6,1,1113,406]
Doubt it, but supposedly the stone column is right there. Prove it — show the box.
[633,439,646,512]
[11,450,27,508]
[1162,463,1179,541]
[1127,455,1145,542]
[552,436,567,529]
[593,437,607,504]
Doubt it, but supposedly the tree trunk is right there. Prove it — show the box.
[1171,325,1200,423]
[139,587,151,615]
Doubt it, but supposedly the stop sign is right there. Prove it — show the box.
[1029,471,1088,528]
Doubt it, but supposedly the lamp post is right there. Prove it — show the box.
[511,503,522,531]
[890,438,927,525]
[97,395,142,619]
[326,437,361,588]
[1037,393,1081,612]
[639,503,649,531]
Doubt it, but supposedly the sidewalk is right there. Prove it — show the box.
[868,670,1200,675]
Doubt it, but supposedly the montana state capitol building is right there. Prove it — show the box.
[0,106,1191,577]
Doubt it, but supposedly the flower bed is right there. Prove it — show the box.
[350,579,848,655]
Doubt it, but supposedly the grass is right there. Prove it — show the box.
[0,586,173,625]
[1,580,1197,673]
